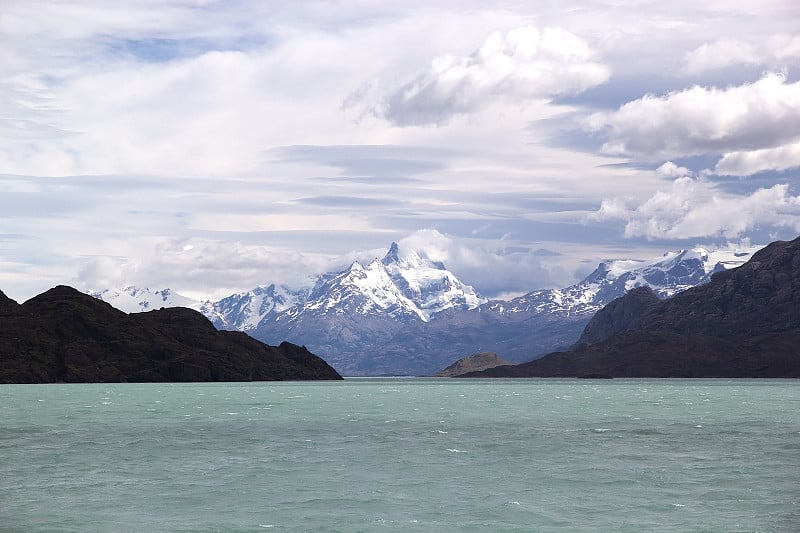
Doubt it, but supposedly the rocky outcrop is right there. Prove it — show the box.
[0,289,19,315]
[433,352,511,377]
[0,285,342,383]
[461,236,800,378]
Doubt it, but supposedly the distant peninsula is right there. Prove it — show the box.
[461,236,800,378]
[433,352,511,377]
[0,285,342,383]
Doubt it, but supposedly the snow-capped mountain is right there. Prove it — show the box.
[229,243,487,375]
[90,241,484,327]
[207,284,308,331]
[89,286,202,314]
[294,243,484,321]
[381,242,485,318]
[296,259,429,321]
[88,241,763,376]
[491,246,759,318]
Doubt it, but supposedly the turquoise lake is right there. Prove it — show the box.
[2,378,798,532]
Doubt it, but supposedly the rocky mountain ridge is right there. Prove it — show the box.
[463,236,800,378]
[0,285,342,383]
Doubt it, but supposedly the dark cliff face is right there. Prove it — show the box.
[576,286,661,346]
[461,236,800,378]
[0,289,20,315]
[0,285,342,383]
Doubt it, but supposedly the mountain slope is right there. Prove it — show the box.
[575,286,662,346]
[205,284,308,330]
[0,286,342,383]
[463,236,800,378]
[381,242,485,318]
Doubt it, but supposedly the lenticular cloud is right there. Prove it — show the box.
[368,26,610,126]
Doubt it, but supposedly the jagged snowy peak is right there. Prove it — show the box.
[380,242,486,317]
[276,242,486,324]
[89,286,202,314]
[208,284,308,330]
[298,259,428,321]
[89,242,485,329]
[488,245,762,318]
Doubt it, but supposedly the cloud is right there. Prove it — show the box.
[391,229,564,295]
[585,73,800,164]
[272,145,451,177]
[76,237,332,299]
[683,39,760,74]
[294,195,402,208]
[359,26,610,126]
[683,34,800,74]
[591,177,800,240]
[655,161,692,178]
[714,140,800,176]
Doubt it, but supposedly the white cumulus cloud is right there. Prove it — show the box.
[362,26,610,126]
[714,140,800,176]
[683,39,760,74]
[655,161,693,178]
[591,178,800,240]
[585,73,800,164]
[347,229,566,295]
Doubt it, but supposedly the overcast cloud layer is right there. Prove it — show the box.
[1,1,799,302]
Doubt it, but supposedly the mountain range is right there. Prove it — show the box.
[91,242,761,376]
[464,235,800,378]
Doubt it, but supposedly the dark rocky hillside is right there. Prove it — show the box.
[461,236,800,378]
[0,286,342,383]
[575,286,661,346]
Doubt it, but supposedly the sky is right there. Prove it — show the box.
[2,0,800,302]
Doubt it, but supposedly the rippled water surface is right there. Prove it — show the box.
[2,378,798,532]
